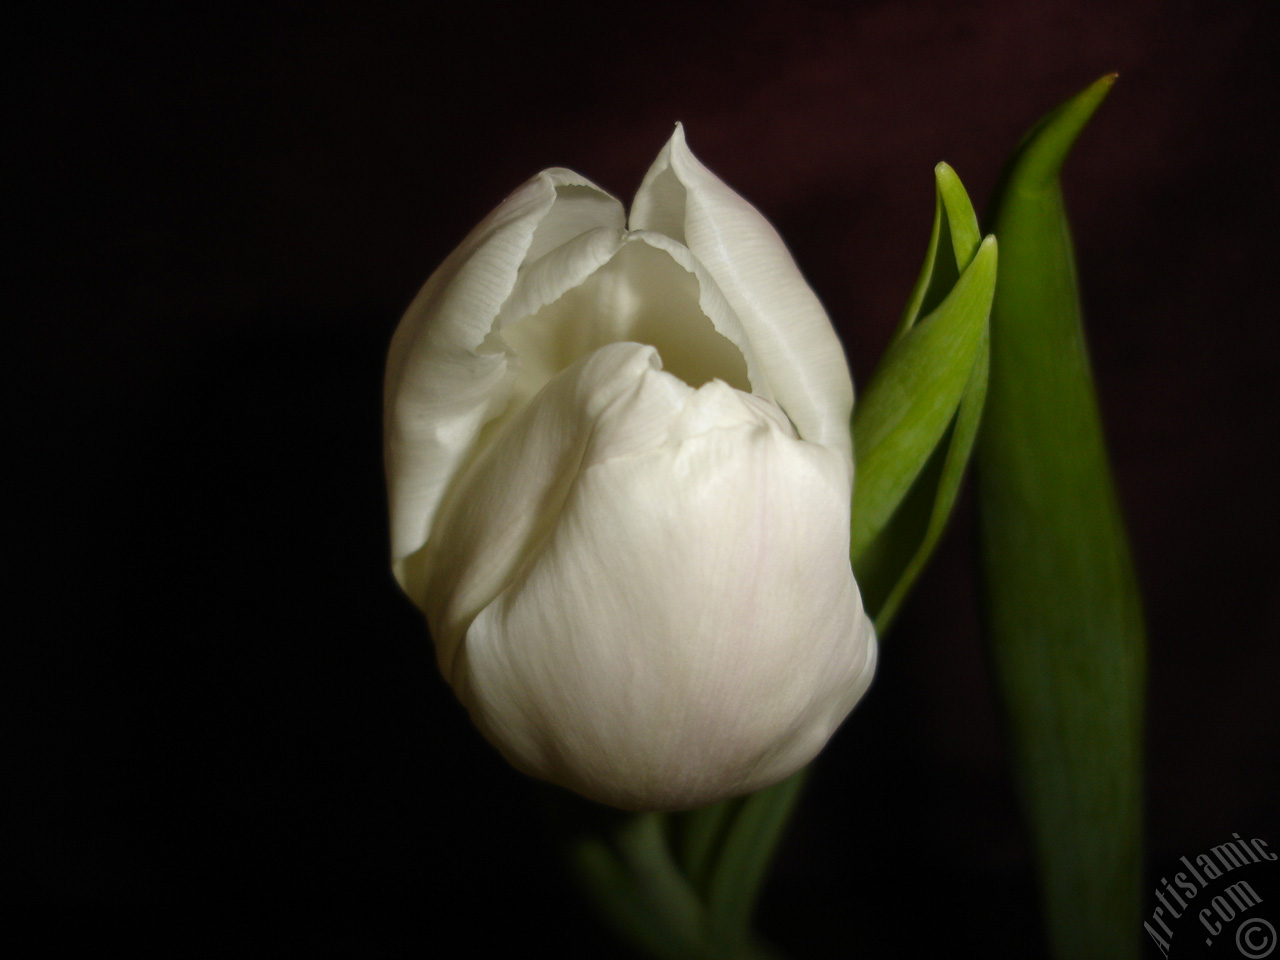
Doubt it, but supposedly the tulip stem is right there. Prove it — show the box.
[572,833,701,960]
[615,813,708,951]
[550,776,796,960]
[676,797,739,896]
[567,806,793,960]
[704,770,807,943]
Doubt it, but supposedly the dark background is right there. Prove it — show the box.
[20,0,1278,955]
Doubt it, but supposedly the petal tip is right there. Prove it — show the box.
[666,121,698,169]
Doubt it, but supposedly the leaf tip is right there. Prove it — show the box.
[1081,71,1119,108]
[1004,75,1117,193]
[933,161,962,193]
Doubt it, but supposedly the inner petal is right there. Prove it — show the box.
[498,238,752,414]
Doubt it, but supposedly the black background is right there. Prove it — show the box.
[19,0,1278,955]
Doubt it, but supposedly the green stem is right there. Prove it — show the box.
[704,771,808,951]
[676,797,739,897]
[614,813,708,952]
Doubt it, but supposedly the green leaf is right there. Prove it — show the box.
[851,237,995,563]
[852,163,992,631]
[974,74,1146,960]
[867,329,989,633]
[849,170,994,610]
[893,162,985,342]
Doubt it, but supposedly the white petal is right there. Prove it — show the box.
[447,344,876,810]
[414,342,688,687]
[496,232,756,410]
[629,229,773,404]
[384,169,625,574]
[631,124,855,472]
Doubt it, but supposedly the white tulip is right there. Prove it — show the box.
[385,125,876,811]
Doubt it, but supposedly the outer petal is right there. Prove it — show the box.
[411,342,686,678]
[444,343,876,811]
[384,169,625,576]
[631,124,855,472]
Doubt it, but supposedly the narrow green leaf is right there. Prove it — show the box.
[854,163,991,630]
[850,233,996,566]
[937,163,983,268]
[891,162,984,344]
[974,74,1145,960]
[870,329,989,633]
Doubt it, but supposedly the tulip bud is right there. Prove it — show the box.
[385,126,876,811]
